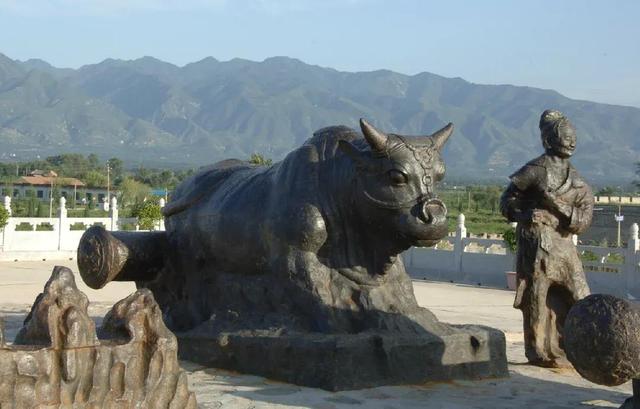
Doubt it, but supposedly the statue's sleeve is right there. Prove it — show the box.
[566,184,595,235]
[500,165,539,223]
[509,165,541,192]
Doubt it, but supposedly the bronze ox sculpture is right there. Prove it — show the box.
[79,119,507,390]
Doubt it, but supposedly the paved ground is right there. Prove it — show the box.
[0,260,633,408]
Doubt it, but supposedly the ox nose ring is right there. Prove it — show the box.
[420,198,447,225]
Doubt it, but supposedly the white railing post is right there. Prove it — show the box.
[453,213,467,273]
[58,196,67,250]
[625,223,639,299]
[630,223,640,253]
[158,198,166,231]
[3,196,11,217]
[110,197,119,232]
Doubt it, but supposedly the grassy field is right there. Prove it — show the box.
[439,188,510,235]
[445,208,509,235]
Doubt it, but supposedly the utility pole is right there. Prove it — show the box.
[106,163,111,203]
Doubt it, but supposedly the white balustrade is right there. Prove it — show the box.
[405,214,640,298]
[0,195,166,261]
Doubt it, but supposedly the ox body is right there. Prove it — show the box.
[78,120,508,390]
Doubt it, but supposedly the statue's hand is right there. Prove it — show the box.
[543,190,573,218]
[532,209,559,227]
[542,190,560,209]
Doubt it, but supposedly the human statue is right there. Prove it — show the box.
[500,109,594,367]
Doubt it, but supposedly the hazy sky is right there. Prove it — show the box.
[1,0,639,107]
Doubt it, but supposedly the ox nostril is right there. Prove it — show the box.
[420,199,447,225]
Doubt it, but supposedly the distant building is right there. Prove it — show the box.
[0,170,109,203]
[151,188,169,200]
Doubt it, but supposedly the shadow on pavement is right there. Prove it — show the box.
[186,366,630,409]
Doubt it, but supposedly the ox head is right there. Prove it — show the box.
[339,119,453,248]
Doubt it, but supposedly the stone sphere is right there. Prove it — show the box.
[564,294,640,386]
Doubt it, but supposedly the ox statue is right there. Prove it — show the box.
[78,119,507,390]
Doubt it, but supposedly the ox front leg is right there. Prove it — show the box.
[274,249,361,333]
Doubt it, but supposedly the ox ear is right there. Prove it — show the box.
[429,123,454,151]
[338,140,369,170]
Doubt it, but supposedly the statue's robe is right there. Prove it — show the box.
[501,154,594,365]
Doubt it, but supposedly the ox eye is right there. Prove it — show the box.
[388,170,408,185]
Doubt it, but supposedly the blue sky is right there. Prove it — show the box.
[1,0,639,107]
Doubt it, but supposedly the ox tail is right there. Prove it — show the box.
[77,226,168,289]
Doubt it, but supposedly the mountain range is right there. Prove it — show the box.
[1,52,638,182]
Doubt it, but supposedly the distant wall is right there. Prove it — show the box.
[581,203,640,245]
[594,195,640,205]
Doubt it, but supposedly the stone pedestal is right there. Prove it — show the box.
[177,324,507,391]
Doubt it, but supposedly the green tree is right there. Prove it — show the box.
[46,153,91,178]
[87,153,100,170]
[107,157,124,179]
[503,226,517,253]
[249,153,273,166]
[0,204,9,229]
[635,162,640,189]
[118,177,151,208]
[132,200,162,230]
[83,170,108,188]
[596,186,617,196]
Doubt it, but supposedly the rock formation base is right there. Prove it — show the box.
[0,266,197,408]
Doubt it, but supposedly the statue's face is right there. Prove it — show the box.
[547,123,577,158]
[339,122,453,250]
[354,141,448,248]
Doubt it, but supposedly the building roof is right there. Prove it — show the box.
[29,169,58,177]
[15,175,86,187]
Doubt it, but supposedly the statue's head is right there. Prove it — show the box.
[539,109,577,158]
[338,119,453,248]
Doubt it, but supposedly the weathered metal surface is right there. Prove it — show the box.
[78,227,168,288]
[79,119,508,390]
[565,294,640,408]
[564,293,640,386]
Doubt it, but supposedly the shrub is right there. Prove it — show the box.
[503,226,517,253]
[249,153,273,166]
[0,204,8,229]
[581,250,598,262]
[69,222,87,231]
[15,222,34,231]
[132,201,162,231]
[36,223,54,231]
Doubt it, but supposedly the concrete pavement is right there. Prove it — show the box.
[0,260,632,408]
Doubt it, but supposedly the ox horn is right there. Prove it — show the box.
[429,123,454,151]
[360,118,388,152]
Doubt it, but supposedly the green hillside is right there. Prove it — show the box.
[0,53,638,182]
